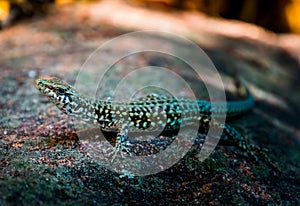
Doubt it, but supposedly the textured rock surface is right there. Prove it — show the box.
[0,1,299,205]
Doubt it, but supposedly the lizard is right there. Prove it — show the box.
[36,77,263,163]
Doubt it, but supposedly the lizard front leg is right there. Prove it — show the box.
[104,120,131,162]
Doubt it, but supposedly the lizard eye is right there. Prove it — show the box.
[57,88,65,95]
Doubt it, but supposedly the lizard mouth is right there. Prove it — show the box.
[35,79,47,95]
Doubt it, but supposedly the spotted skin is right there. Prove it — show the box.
[36,77,257,160]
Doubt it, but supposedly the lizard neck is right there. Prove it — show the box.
[63,94,97,122]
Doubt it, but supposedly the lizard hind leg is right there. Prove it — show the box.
[219,123,280,172]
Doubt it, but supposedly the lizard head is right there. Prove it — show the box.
[36,77,79,113]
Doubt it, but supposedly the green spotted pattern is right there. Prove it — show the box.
[35,77,254,133]
[35,77,260,162]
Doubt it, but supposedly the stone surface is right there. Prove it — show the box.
[0,1,299,205]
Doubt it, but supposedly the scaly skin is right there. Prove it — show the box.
[36,77,257,160]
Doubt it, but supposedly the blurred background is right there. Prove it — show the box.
[1,1,300,205]
[1,0,300,33]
